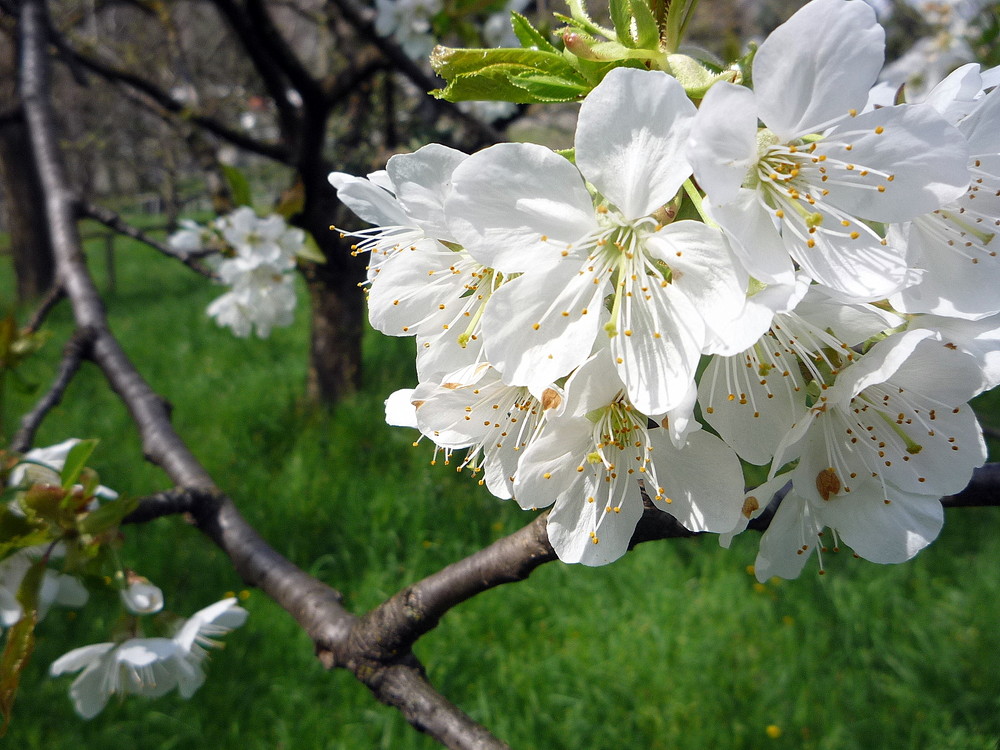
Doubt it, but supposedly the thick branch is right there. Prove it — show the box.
[78,200,217,279]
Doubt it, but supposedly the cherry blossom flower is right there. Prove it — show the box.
[50,597,248,719]
[688,0,970,299]
[514,350,744,565]
[447,67,750,415]
[750,328,986,579]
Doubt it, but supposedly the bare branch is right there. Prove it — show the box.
[78,200,217,279]
[324,0,505,148]
[22,282,65,334]
[10,327,90,453]
[49,30,290,162]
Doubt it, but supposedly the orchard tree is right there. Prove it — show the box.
[3,0,1000,747]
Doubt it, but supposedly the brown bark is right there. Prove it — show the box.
[0,30,54,302]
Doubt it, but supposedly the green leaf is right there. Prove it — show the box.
[510,72,589,101]
[0,506,50,560]
[431,46,579,81]
[0,562,41,736]
[220,164,253,208]
[610,0,636,47]
[434,68,544,103]
[631,0,660,48]
[510,12,560,54]
[60,439,98,491]
[78,494,139,536]
[296,232,327,264]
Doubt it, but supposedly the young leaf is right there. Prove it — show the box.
[511,72,590,101]
[60,439,98,491]
[77,494,139,536]
[631,0,660,49]
[431,46,579,80]
[296,232,327,264]
[610,0,636,47]
[220,164,253,208]
[510,12,560,54]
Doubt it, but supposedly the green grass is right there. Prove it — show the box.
[3,233,1000,749]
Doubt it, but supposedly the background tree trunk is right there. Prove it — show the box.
[0,31,55,302]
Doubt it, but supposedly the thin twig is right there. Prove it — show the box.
[22,282,65,334]
[10,327,92,453]
[78,200,217,279]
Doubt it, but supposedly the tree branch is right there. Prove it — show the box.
[50,29,290,162]
[78,200,217,279]
[324,0,505,148]
[10,326,91,453]
[22,282,65,334]
[19,4,507,747]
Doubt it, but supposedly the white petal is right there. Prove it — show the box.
[385,388,418,428]
[513,418,593,511]
[50,643,115,676]
[820,105,970,222]
[646,429,744,533]
[754,0,884,139]
[818,483,944,564]
[688,82,759,205]
[545,470,643,566]
[611,279,703,415]
[446,143,596,273]
[576,68,696,218]
[481,267,604,392]
[329,172,407,226]
[708,191,796,285]
[753,490,823,581]
[386,144,468,240]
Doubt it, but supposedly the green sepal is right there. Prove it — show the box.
[78,494,139,536]
[60,439,98,491]
[510,12,560,54]
[19,484,69,529]
[555,148,576,164]
[0,562,42,736]
[220,164,253,208]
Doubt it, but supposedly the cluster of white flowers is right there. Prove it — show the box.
[374,0,444,60]
[331,0,1000,578]
[49,596,248,719]
[3,442,247,717]
[169,207,303,338]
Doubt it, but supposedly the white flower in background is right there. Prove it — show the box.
[751,328,986,579]
[0,546,88,628]
[688,0,970,298]
[447,67,750,415]
[514,350,744,565]
[374,0,443,60]
[50,597,248,719]
[207,263,297,338]
[215,206,302,272]
[167,219,214,254]
[189,208,305,338]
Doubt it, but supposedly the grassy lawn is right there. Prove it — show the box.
[2,232,1000,749]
